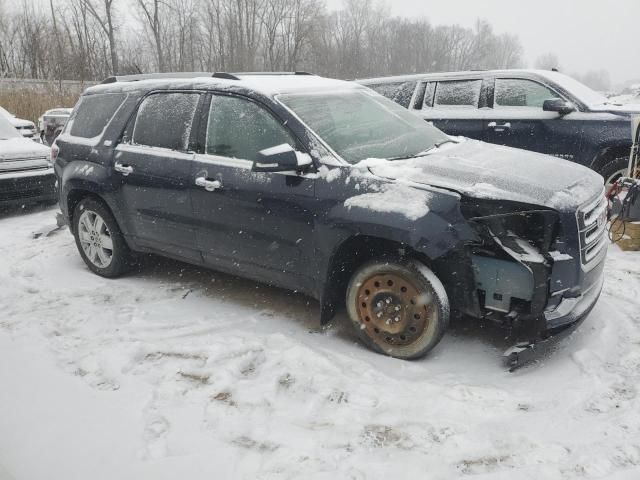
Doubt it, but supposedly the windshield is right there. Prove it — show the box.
[546,71,609,106]
[279,89,448,164]
[0,114,20,140]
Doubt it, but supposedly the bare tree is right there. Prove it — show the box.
[80,0,119,74]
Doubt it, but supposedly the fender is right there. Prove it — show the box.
[59,160,130,238]
[312,168,479,322]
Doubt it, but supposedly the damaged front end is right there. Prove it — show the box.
[453,196,606,369]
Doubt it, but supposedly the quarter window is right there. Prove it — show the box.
[206,95,295,161]
[434,80,482,108]
[69,93,126,138]
[494,79,559,108]
[132,93,199,151]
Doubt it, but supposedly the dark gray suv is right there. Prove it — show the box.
[54,72,607,367]
[359,69,640,186]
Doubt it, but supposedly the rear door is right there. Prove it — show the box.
[483,77,583,159]
[113,91,201,261]
[420,78,486,140]
[190,93,316,287]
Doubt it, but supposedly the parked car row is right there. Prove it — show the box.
[52,71,608,366]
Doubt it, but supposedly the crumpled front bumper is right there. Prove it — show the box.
[503,264,605,370]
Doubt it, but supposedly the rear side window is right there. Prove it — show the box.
[206,95,295,161]
[368,81,417,108]
[69,93,126,138]
[494,79,559,108]
[132,93,200,151]
[434,80,481,108]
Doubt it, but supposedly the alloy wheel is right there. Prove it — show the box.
[77,209,114,268]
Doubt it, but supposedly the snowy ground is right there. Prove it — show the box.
[1,206,640,480]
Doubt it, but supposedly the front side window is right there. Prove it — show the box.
[279,88,449,164]
[132,93,199,151]
[434,80,482,108]
[69,93,126,138]
[368,81,417,108]
[494,79,559,108]
[206,95,295,161]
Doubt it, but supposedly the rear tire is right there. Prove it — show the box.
[72,197,133,278]
[346,257,449,360]
[598,157,628,188]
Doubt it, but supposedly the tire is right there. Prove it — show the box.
[346,257,450,360]
[598,157,629,188]
[72,197,133,278]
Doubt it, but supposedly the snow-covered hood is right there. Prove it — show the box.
[0,137,50,161]
[588,103,640,116]
[366,140,604,211]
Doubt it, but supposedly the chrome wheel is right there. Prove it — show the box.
[78,209,113,268]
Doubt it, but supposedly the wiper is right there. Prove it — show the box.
[387,139,460,161]
[416,139,460,156]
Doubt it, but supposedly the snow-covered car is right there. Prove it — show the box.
[359,70,640,187]
[0,113,56,206]
[38,108,72,145]
[54,72,607,367]
[0,106,37,140]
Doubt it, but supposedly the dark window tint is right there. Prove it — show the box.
[368,81,417,108]
[69,93,126,138]
[206,95,295,161]
[132,93,199,151]
[494,79,558,108]
[434,80,481,107]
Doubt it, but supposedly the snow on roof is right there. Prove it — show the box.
[357,69,574,84]
[85,74,361,97]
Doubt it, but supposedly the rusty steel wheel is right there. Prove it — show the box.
[346,258,449,359]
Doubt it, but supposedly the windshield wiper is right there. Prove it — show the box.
[387,139,460,161]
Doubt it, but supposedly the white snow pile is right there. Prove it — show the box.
[1,207,640,479]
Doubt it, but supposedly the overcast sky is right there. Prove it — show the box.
[328,0,639,86]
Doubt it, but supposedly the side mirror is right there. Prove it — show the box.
[543,98,576,115]
[252,144,312,173]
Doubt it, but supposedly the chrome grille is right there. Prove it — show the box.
[577,191,608,269]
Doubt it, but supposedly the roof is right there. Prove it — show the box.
[357,69,564,84]
[85,72,361,97]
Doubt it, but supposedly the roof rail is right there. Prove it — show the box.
[231,71,315,76]
[100,71,314,84]
[101,72,243,84]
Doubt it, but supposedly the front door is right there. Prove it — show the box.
[113,91,201,261]
[190,93,317,288]
[483,77,583,161]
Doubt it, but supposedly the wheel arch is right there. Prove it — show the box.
[319,234,438,325]
[590,144,631,173]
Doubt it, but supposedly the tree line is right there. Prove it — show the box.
[0,0,525,82]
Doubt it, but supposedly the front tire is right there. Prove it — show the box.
[72,197,132,278]
[346,258,449,360]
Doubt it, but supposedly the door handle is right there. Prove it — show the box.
[195,176,222,192]
[114,162,134,176]
[488,121,511,132]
